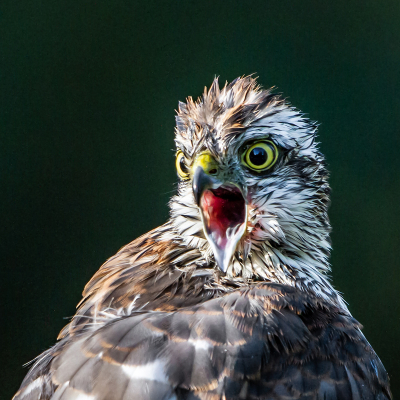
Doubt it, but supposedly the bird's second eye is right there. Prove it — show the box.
[176,151,190,179]
[242,141,278,171]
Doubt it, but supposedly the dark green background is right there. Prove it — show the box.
[1,1,399,398]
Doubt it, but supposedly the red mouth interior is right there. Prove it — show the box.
[200,186,246,249]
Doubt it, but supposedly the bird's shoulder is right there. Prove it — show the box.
[59,225,218,338]
[14,283,391,400]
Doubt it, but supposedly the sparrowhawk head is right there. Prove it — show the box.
[170,76,331,281]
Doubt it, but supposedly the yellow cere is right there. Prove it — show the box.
[242,141,278,171]
[192,153,218,175]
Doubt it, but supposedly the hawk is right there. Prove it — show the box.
[14,77,391,400]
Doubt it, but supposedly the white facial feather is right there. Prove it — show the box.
[170,76,346,310]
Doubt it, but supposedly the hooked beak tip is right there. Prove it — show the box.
[195,181,247,274]
[213,248,231,273]
[190,154,247,274]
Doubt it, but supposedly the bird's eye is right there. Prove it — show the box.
[241,141,278,171]
[176,151,190,179]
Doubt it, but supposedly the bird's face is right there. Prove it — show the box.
[175,139,280,273]
[170,77,331,279]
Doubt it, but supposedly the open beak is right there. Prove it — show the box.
[192,154,247,273]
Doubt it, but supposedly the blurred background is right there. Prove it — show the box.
[1,0,399,398]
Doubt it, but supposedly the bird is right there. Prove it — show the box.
[13,76,391,400]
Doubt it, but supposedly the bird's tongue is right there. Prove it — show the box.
[200,186,247,272]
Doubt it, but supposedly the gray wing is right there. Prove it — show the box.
[13,284,391,400]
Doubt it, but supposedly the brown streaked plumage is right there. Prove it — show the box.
[13,76,391,400]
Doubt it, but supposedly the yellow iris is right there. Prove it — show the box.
[242,141,278,171]
[176,151,190,179]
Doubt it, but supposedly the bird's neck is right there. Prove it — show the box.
[166,216,347,311]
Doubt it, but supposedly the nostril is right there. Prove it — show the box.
[208,168,218,175]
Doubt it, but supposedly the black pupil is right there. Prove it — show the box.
[249,146,268,166]
[179,156,188,173]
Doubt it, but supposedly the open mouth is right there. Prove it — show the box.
[199,185,247,272]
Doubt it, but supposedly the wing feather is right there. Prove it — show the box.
[14,283,391,400]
